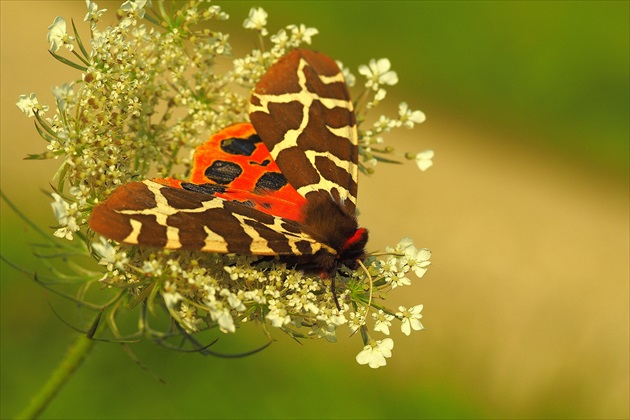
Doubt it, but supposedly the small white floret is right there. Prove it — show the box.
[356,338,394,368]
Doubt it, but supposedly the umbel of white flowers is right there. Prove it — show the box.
[16,0,433,368]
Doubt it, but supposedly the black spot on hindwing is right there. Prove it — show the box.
[255,172,288,192]
[181,182,227,195]
[251,159,271,167]
[204,160,243,185]
[220,136,258,156]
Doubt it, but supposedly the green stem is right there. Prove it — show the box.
[16,334,95,419]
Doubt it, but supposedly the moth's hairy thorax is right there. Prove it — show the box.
[300,194,368,274]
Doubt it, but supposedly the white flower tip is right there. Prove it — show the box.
[413,110,427,124]
[356,338,394,368]
[415,150,434,171]
[16,93,46,117]
[243,7,268,35]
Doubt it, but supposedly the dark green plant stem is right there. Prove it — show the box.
[16,334,95,419]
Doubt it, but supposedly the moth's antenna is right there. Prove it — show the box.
[356,259,373,325]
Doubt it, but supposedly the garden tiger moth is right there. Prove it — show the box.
[89,49,368,302]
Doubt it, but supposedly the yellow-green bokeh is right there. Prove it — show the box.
[1,1,628,419]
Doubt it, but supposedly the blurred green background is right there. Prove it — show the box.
[1,1,628,419]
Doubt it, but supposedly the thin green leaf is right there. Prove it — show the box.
[33,273,103,310]
[0,255,32,276]
[47,303,138,343]
[72,49,90,67]
[146,277,161,315]
[34,121,58,143]
[34,112,61,139]
[65,259,101,277]
[119,343,166,384]
[143,8,162,26]
[52,161,71,193]
[32,251,90,260]
[86,311,103,338]
[71,19,89,60]
[47,300,96,335]
[173,321,274,358]
[0,190,57,243]
[157,338,220,353]
[359,324,370,346]
[281,327,309,341]
[24,153,47,160]
[372,155,402,164]
[156,0,171,27]
[48,50,87,71]
[126,282,156,310]
[39,266,93,283]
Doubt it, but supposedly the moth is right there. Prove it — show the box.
[89,49,369,301]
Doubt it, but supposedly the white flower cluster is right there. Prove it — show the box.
[91,236,430,368]
[16,93,49,117]
[19,2,433,368]
[50,193,81,240]
[20,0,242,213]
[358,98,431,171]
[233,9,319,87]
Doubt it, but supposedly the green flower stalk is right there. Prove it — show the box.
[15,0,433,373]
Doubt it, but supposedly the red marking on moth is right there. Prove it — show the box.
[155,178,182,188]
[189,123,257,186]
[155,123,308,222]
[341,228,367,252]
